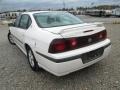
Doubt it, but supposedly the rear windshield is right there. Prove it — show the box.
[33,12,83,28]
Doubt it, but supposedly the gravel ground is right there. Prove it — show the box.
[78,15,120,23]
[0,20,120,90]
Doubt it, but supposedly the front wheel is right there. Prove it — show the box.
[27,48,39,71]
[8,32,15,45]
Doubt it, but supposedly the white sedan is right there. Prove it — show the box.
[8,11,111,76]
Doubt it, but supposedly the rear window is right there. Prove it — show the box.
[33,12,83,28]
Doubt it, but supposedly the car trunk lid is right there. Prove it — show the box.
[43,22,105,38]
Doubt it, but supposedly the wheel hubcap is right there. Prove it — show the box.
[28,50,35,67]
[9,34,14,43]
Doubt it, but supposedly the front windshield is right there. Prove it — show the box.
[33,12,83,28]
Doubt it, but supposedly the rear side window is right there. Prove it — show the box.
[19,14,31,29]
[19,15,29,29]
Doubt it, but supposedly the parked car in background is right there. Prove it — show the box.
[85,9,112,17]
[8,11,111,76]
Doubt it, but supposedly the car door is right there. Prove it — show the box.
[10,15,22,46]
[10,15,21,40]
[15,14,32,52]
[10,14,31,53]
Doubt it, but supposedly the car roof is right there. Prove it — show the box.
[22,11,67,15]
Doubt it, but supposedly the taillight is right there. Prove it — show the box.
[67,38,78,48]
[49,30,107,54]
[49,38,78,53]
[49,39,66,53]
[98,30,107,40]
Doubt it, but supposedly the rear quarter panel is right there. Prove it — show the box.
[24,26,62,56]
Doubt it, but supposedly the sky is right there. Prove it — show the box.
[0,0,120,12]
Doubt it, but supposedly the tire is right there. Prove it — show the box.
[8,32,15,45]
[27,47,39,71]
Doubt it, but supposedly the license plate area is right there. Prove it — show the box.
[81,47,104,64]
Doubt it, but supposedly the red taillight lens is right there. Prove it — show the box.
[68,38,78,48]
[98,30,107,40]
[49,38,78,53]
[49,39,66,53]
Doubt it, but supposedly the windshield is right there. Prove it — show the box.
[33,12,83,28]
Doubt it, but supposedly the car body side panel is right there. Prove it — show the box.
[23,22,62,58]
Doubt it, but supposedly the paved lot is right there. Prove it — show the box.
[0,19,120,90]
[78,15,120,23]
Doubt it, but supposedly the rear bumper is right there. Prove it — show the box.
[36,39,111,76]
[36,43,110,63]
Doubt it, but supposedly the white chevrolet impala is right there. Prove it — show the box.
[8,11,111,76]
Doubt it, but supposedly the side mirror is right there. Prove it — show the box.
[8,22,15,27]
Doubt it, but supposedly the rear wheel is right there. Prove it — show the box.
[27,47,39,71]
[8,32,15,45]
